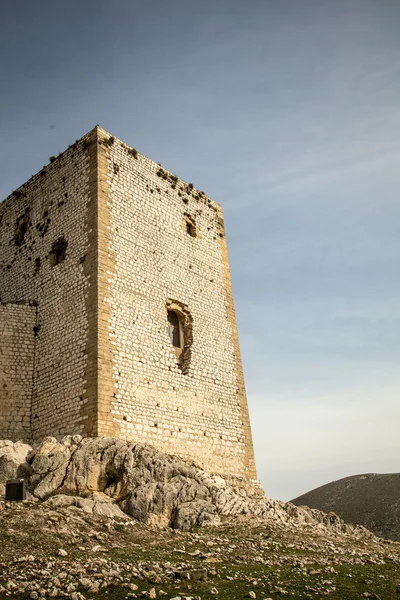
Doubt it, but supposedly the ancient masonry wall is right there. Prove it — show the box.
[0,303,36,440]
[96,128,257,479]
[0,126,257,481]
[0,133,97,441]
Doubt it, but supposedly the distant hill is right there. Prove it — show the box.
[291,473,400,541]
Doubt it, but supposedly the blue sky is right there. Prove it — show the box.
[1,0,399,500]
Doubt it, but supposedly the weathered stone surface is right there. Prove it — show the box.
[171,499,219,530]
[61,437,130,497]
[0,440,32,495]
[0,132,95,445]
[0,435,374,536]
[29,437,71,499]
[0,126,257,481]
[0,305,36,442]
[43,494,128,519]
[15,436,372,534]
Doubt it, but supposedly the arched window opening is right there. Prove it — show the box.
[186,221,195,237]
[167,310,183,349]
[166,300,193,374]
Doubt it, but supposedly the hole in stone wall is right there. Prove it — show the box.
[49,237,68,267]
[167,310,183,349]
[184,215,197,238]
[166,300,193,374]
[14,212,31,246]
[186,221,195,236]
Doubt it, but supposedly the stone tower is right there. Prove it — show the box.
[0,126,257,480]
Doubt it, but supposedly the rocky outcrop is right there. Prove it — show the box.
[0,440,32,495]
[29,437,74,499]
[43,493,128,519]
[0,436,372,535]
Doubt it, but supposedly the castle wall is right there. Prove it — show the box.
[0,303,36,440]
[0,134,97,441]
[0,126,257,481]
[97,129,257,479]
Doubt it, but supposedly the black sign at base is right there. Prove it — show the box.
[5,479,26,501]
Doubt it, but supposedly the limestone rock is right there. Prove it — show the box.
[11,435,373,534]
[61,437,130,497]
[29,437,71,499]
[43,494,128,519]
[171,499,219,530]
[0,440,32,495]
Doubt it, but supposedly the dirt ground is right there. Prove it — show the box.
[1,500,400,600]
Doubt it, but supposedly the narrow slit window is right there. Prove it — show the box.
[166,301,193,374]
[167,310,183,348]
